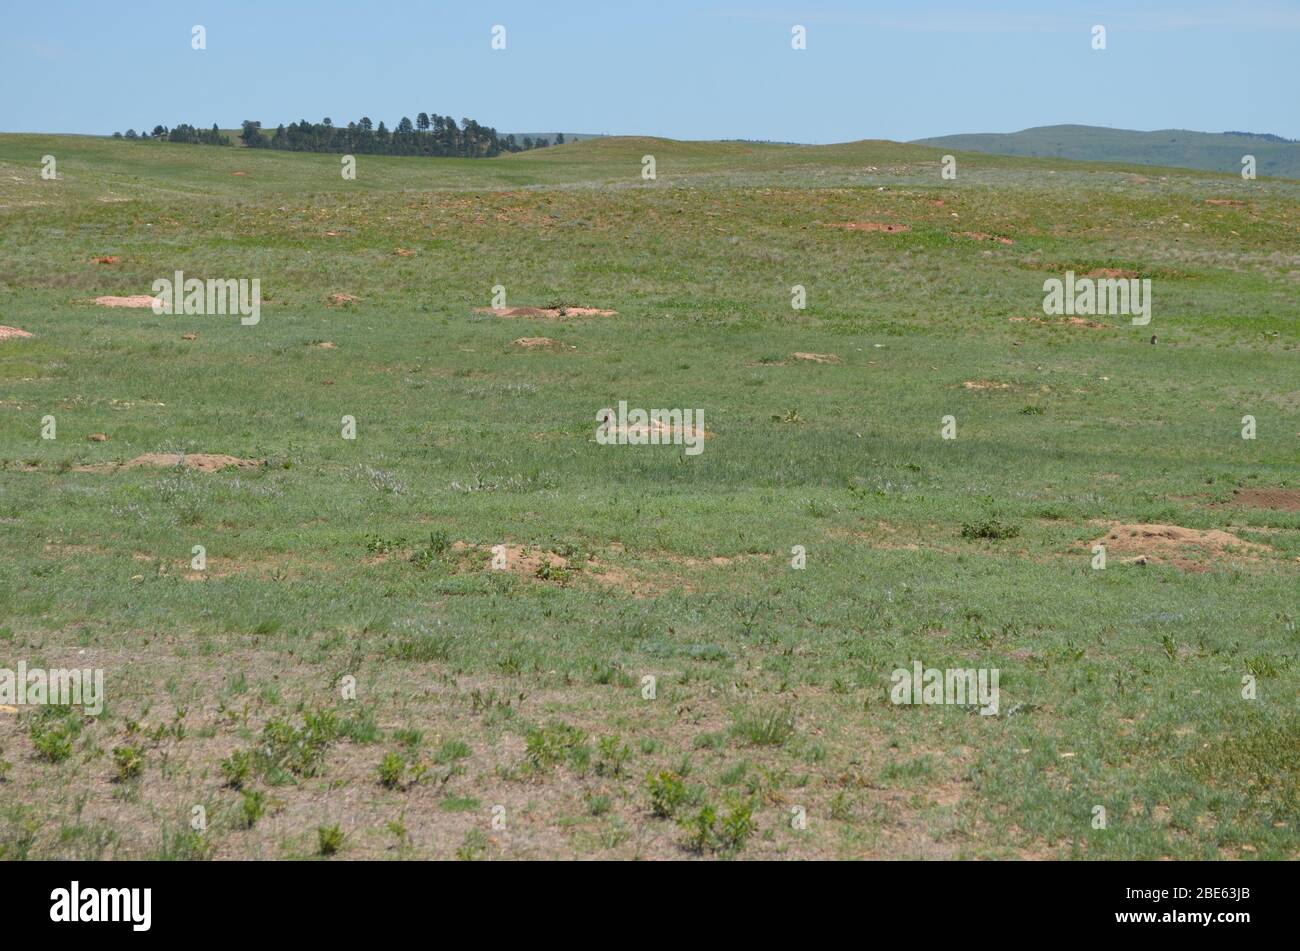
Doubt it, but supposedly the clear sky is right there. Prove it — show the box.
[4,1,1297,142]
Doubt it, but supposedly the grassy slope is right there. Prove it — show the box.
[0,134,1296,860]
[914,124,1300,179]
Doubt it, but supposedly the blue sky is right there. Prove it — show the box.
[4,1,1297,141]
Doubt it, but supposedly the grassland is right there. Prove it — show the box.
[0,133,1296,860]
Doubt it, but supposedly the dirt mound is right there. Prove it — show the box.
[1084,268,1138,279]
[791,352,841,364]
[830,221,910,233]
[475,305,617,319]
[513,336,572,350]
[956,232,1014,245]
[0,326,34,341]
[1229,488,1300,512]
[1010,315,1106,330]
[77,453,265,473]
[602,418,712,442]
[95,295,162,309]
[1091,522,1269,569]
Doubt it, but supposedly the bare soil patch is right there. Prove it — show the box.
[830,221,910,233]
[394,248,417,257]
[93,255,121,265]
[1010,315,1106,330]
[0,326,34,341]
[475,305,617,319]
[94,295,162,309]
[76,453,266,474]
[327,293,359,305]
[791,351,841,364]
[1090,522,1269,569]
[513,337,573,351]
[1228,488,1300,512]
[601,417,712,443]
[963,379,1011,390]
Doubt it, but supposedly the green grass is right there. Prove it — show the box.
[0,133,1296,859]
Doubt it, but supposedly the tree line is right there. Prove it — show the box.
[114,124,230,145]
[114,115,563,157]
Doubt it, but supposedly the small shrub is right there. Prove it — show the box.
[220,750,254,789]
[731,708,795,747]
[524,722,589,772]
[960,518,1020,541]
[239,790,266,829]
[647,770,689,818]
[112,745,145,782]
[317,824,345,856]
[377,752,407,789]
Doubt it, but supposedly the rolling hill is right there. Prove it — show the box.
[913,124,1300,178]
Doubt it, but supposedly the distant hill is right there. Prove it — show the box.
[504,133,606,145]
[912,124,1300,178]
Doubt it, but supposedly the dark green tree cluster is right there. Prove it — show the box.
[237,116,556,157]
[112,124,230,145]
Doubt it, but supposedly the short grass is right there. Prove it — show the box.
[0,133,1296,860]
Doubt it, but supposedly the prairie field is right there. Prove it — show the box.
[0,133,1296,860]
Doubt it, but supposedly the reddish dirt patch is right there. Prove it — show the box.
[1084,268,1138,279]
[0,326,34,341]
[1228,488,1300,512]
[94,295,162,309]
[791,352,841,364]
[830,221,910,233]
[1204,199,1245,207]
[76,453,265,474]
[474,305,617,319]
[956,232,1014,245]
[1090,523,1269,569]
[93,255,121,265]
[327,293,359,305]
[512,336,572,351]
